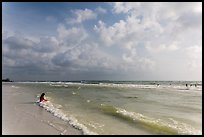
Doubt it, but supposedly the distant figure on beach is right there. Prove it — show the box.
[195,84,197,87]
[186,84,188,87]
[40,93,48,102]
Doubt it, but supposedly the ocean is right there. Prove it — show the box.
[7,81,202,135]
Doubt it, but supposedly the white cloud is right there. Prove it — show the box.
[67,8,97,24]
[94,15,159,71]
[168,42,179,51]
[66,7,107,24]
[138,58,155,71]
[94,20,114,46]
[57,24,88,48]
[33,36,59,53]
[52,41,120,72]
[95,7,107,14]
[2,2,202,80]
[94,8,163,47]
[94,2,202,75]
[95,2,201,51]
[146,41,179,53]
[185,45,202,71]
[112,2,141,14]
[47,23,121,72]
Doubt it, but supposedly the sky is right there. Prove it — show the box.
[2,2,202,81]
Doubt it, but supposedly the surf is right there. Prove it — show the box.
[99,104,200,135]
[36,99,97,135]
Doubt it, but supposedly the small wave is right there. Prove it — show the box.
[99,104,201,135]
[49,82,159,89]
[50,84,64,87]
[11,85,19,88]
[47,81,201,91]
[86,100,91,103]
[72,92,76,95]
[36,100,97,135]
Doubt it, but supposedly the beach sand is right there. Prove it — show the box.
[2,83,82,135]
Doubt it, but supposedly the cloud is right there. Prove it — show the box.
[94,20,114,46]
[57,24,88,48]
[51,41,120,73]
[33,36,59,53]
[2,23,123,80]
[94,19,156,72]
[112,2,141,14]
[94,15,158,70]
[2,2,202,81]
[145,42,179,53]
[185,45,202,71]
[94,13,163,47]
[67,8,97,24]
[66,7,107,25]
[95,7,107,14]
[93,2,202,77]
[3,35,35,50]
[2,32,58,73]
[95,2,201,51]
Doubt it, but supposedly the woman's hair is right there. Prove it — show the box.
[40,93,45,97]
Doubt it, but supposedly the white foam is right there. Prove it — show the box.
[11,85,19,88]
[30,81,201,91]
[55,83,159,89]
[86,100,90,103]
[37,100,97,135]
[115,107,201,135]
[168,118,201,135]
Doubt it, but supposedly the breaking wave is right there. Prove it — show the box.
[99,104,201,135]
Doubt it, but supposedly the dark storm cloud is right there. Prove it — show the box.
[4,36,35,50]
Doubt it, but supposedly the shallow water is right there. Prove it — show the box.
[6,81,202,135]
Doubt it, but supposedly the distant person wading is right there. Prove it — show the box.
[40,93,48,102]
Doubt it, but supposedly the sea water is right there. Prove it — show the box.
[8,81,202,135]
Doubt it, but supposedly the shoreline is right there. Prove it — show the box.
[2,83,82,135]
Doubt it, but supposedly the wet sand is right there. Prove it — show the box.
[2,83,82,135]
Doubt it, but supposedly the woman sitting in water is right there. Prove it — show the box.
[40,93,48,102]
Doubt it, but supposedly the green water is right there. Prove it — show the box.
[6,81,202,135]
